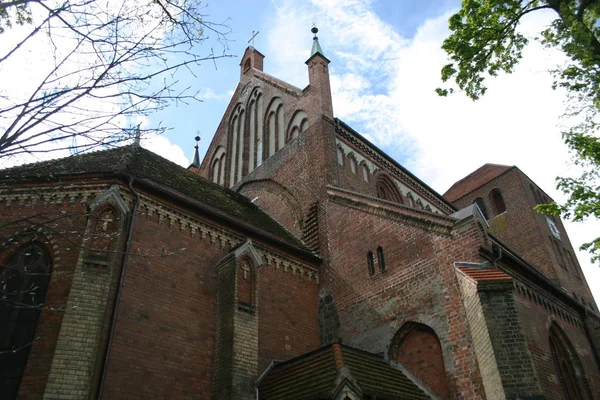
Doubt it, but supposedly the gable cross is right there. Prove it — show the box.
[248,30,259,48]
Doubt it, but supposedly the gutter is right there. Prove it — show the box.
[96,177,140,399]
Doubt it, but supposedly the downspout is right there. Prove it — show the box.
[97,177,140,399]
[492,245,503,267]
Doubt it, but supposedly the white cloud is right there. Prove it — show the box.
[267,1,600,304]
[141,133,190,167]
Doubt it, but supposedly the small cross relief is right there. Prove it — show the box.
[100,214,114,232]
[241,263,250,280]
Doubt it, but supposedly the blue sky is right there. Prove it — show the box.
[2,0,599,302]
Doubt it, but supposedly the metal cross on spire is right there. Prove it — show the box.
[248,30,259,48]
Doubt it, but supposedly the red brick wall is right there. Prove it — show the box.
[100,209,221,399]
[322,195,487,399]
[0,183,106,399]
[257,262,320,373]
[451,169,597,310]
[514,286,600,398]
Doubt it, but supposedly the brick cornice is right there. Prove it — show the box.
[327,185,455,236]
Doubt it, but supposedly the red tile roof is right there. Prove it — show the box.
[444,164,513,203]
[457,265,512,282]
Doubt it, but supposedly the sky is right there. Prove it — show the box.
[1,0,599,303]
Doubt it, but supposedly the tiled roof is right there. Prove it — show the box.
[444,164,513,203]
[0,145,307,251]
[258,344,433,399]
[457,265,512,282]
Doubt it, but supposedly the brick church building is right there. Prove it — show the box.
[1,28,600,399]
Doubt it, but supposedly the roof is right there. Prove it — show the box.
[444,164,513,203]
[456,263,512,283]
[258,343,433,399]
[0,145,308,251]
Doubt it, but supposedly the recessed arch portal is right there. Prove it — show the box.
[549,322,591,400]
[389,322,450,399]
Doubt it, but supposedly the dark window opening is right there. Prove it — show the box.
[377,247,386,272]
[1,243,52,398]
[489,189,506,214]
[367,252,375,276]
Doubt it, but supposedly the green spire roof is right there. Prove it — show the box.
[310,26,325,57]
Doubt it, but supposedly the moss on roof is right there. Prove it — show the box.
[0,145,307,250]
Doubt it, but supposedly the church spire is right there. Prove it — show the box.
[310,26,325,58]
[191,135,200,167]
[305,26,333,119]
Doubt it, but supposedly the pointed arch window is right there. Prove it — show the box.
[247,89,264,172]
[265,98,284,157]
[211,147,226,185]
[287,110,308,141]
[1,242,52,398]
[376,175,403,204]
[229,105,245,186]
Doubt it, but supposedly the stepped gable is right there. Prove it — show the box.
[0,145,307,250]
[258,343,433,399]
[444,163,513,203]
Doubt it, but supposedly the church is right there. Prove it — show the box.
[1,28,599,400]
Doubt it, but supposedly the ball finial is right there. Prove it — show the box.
[311,26,318,36]
[194,135,200,142]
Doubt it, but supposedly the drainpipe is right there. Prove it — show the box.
[97,177,140,399]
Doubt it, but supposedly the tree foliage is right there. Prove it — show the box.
[439,0,600,263]
[0,0,231,162]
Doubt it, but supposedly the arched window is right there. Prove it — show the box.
[389,322,450,399]
[229,105,245,186]
[473,197,488,220]
[489,188,506,215]
[287,110,308,141]
[376,175,403,204]
[377,246,386,272]
[367,252,375,276]
[247,88,263,172]
[1,242,52,398]
[265,97,284,157]
[549,323,590,399]
[243,58,251,71]
[210,146,226,185]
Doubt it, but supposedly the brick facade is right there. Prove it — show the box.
[2,33,599,400]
